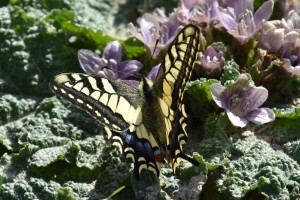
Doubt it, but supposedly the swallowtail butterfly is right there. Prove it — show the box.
[49,24,200,177]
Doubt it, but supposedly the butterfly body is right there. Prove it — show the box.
[50,24,200,177]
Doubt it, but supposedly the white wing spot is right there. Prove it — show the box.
[91,91,101,100]
[116,97,131,120]
[112,124,121,130]
[88,76,99,90]
[139,164,147,175]
[104,127,112,138]
[171,63,180,75]
[99,93,109,105]
[73,82,84,91]
[112,141,123,153]
[81,87,90,95]
[159,98,169,117]
[77,99,83,104]
[138,157,146,162]
[102,79,115,93]
[64,82,73,88]
[95,110,101,117]
[71,74,82,81]
[125,152,135,162]
[166,74,175,85]
[108,94,118,112]
[103,117,109,124]
[86,104,93,109]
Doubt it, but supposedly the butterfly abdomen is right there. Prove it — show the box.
[138,77,167,151]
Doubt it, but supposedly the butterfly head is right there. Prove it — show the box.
[139,77,154,101]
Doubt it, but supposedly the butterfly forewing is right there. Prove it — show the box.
[154,25,200,170]
[50,73,143,132]
[154,24,200,109]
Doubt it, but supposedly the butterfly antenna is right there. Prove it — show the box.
[149,38,160,70]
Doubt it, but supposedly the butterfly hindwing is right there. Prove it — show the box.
[109,128,164,178]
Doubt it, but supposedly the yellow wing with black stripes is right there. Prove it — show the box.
[50,73,165,177]
[50,73,142,132]
[153,24,200,171]
[49,24,200,178]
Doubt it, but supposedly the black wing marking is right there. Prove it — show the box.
[49,73,143,132]
[108,128,164,178]
[167,105,198,171]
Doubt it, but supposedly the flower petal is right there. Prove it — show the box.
[78,49,105,74]
[234,0,253,17]
[148,63,161,81]
[119,80,140,89]
[260,22,284,52]
[247,86,269,109]
[117,60,143,79]
[128,23,144,42]
[103,41,123,62]
[210,83,227,108]
[217,9,236,31]
[253,0,274,28]
[227,110,248,127]
[246,108,275,125]
[140,13,161,44]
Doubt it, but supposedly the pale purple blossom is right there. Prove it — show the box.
[128,0,222,57]
[198,46,225,76]
[179,0,219,26]
[128,9,185,58]
[279,11,300,76]
[259,11,300,76]
[78,41,143,80]
[217,0,274,44]
[279,0,300,18]
[259,20,285,52]
[78,41,143,88]
[211,74,275,127]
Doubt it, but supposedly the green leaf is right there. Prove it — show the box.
[31,146,69,167]
[185,79,219,117]
[0,6,79,96]
[273,106,300,119]
[214,138,300,198]
[50,10,115,51]
[283,140,300,164]
[122,37,148,61]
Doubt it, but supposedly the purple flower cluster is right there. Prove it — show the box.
[76,0,300,127]
[217,0,274,44]
[129,0,274,57]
